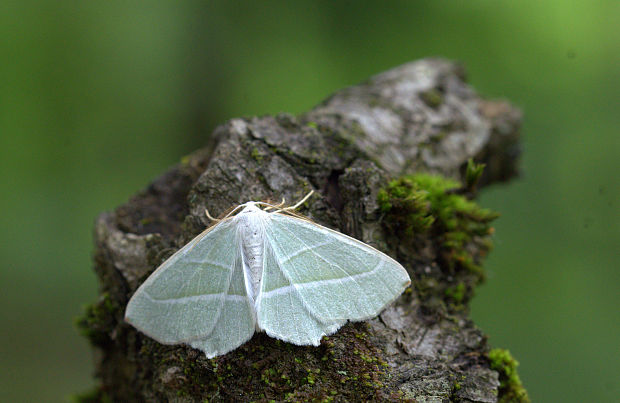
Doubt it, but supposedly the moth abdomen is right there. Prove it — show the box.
[237,205,268,302]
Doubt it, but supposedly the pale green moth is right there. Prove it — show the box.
[125,191,411,358]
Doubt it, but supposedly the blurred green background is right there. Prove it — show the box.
[1,1,617,401]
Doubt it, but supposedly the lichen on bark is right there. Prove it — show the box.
[77,58,527,402]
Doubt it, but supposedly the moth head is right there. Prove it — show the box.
[238,202,263,215]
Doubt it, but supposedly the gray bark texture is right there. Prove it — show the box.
[82,58,524,402]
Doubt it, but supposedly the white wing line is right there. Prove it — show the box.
[260,260,386,300]
[271,221,366,321]
[326,238,394,300]
[205,245,254,339]
[261,243,303,340]
[153,250,230,308]
[280,217,366,250]
[306,225,400,302]
[141,290,247,304]
[287,278,301,341]
[273,220,367,294]
[183,259,234,271]
[280,240,333,264]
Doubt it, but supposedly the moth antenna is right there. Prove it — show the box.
[279,190,314,212]
[263,197,287,211]
[205,208,221,223]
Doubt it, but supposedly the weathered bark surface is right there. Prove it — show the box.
[86,58,522,402]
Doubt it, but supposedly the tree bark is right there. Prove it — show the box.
[82,58,524,402]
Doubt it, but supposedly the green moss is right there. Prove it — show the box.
[464,158,485,191]
[488,348,530,403]
[445,282,466,304]
[306,121,318,129]
[126,323,391,401]
[379,173,497,279]
[179,154,191,165]
[419,88,444,108]
[377,180,435,236]
[306,371,316,385]
[75,293,119,346]
[250,147,263,163]
[139,217,153,226]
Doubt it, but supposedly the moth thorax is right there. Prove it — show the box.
[238,213,265,301]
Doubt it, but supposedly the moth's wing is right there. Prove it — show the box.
[263,213,411,323]
[125,218,256,356]
[256,241,344,346]
[188,249,257,358]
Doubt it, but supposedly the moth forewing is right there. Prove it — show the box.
[262,212,410,323]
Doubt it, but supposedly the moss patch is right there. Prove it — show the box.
[419,88,444,108]
[75,293,120,347]
[464,158,485,192]
[378,172,497,275]
[444,282,466,304]
[488,349,530,403]
[131,323,394,401]
[250,147,264,163]
[378,171,498,309]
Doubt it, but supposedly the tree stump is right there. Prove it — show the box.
[78,58,528,402]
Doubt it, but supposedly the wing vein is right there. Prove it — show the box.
[141,290,246,304]
[280,239,334,264]
[260,260,386,299]
[273,220,366,291]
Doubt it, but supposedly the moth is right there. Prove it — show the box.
[125,191,410,358]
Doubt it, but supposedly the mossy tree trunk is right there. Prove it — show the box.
[78,58,528,402]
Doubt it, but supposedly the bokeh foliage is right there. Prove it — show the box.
[0,1,617,401]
